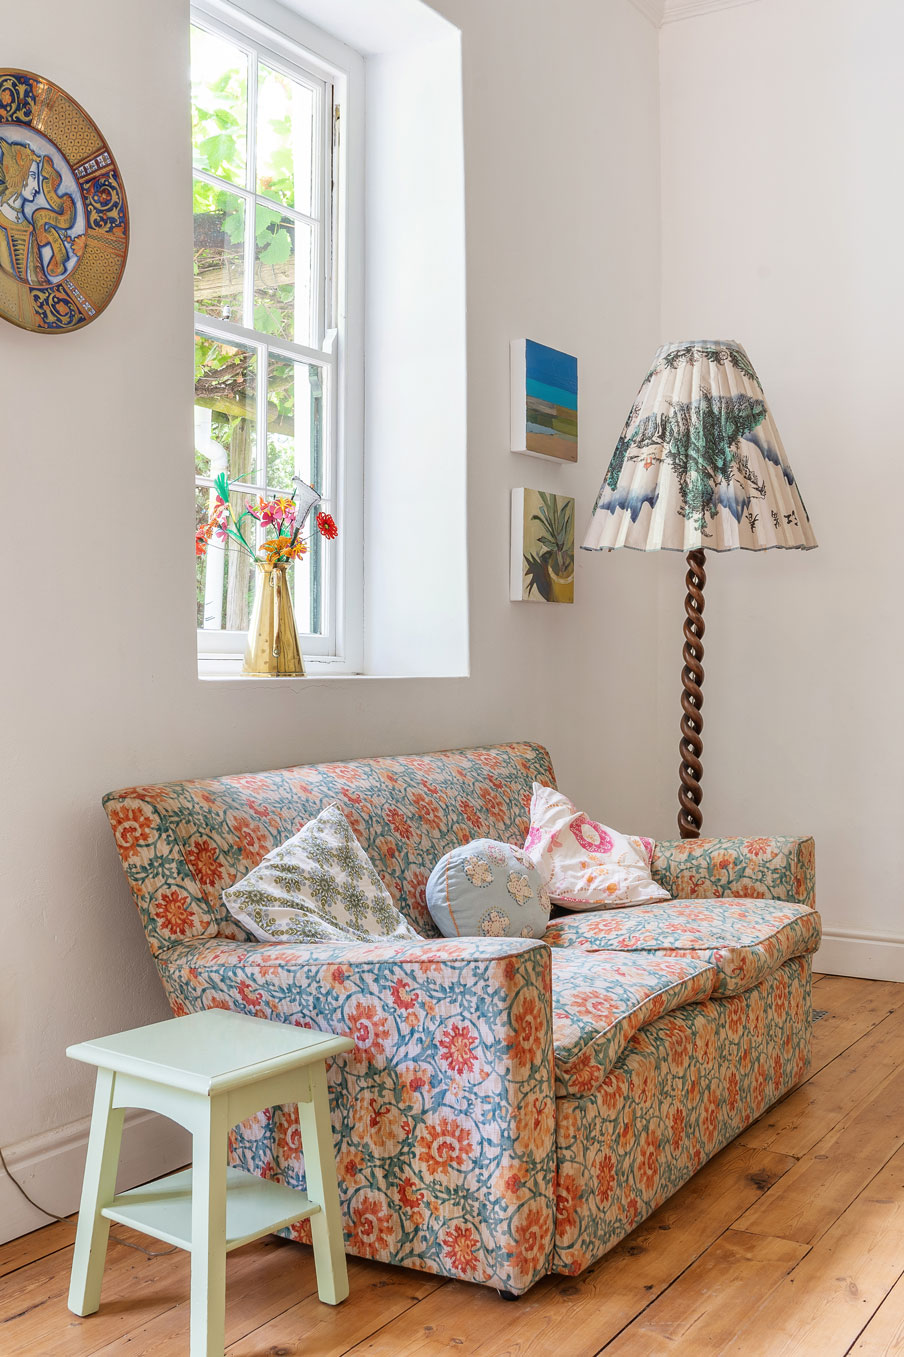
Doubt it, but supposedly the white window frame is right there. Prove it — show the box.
[193,0,364,674]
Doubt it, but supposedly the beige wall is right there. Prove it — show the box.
[0,0,661,1228]
[659,0,904,977]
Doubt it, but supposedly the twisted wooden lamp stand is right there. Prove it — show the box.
[678,549,706,839]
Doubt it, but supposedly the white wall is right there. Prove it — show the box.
[0,0,661,1238]
[659,0,904,977]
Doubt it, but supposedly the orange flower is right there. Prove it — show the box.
[700,1088,720,1147]
[398,1176,425,1215]
[274,1110,302,1163]
[347,1192,397,1258]
[389,976,419,1011]
[416,1116,474,1177]
[385,806,414,842]
[109,803,155,862]
[636,1129,661,1195]
[506,1204,551,1276]
[570,991,621,1027]
[595,1151,616,1205]
[459,800,483,830]
[438,1022,479,1075]
[156,889,196,936]
[495,1166,527,1204]
[734,883,767,899]
[751,1060,768,1111]
[442,1223,482,1276]
[337,1149,363,1186]
[184,837,225,888]
[508,994,547,1070]
[353,1096,402,1154]
[669,1104,686,1152]
[772,1050,785,1091]
[664,1019,693,1071]
[514,1094,555,1156]
[726,1069,740,1113]
[555,1171,583,1236]
[229,813,271,864]
[346,999,392,1063]
[409,791,443,832]
[598,1070,629,1114]
[562,1049,602,1096]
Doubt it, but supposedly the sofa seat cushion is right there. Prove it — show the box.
[544,898,821,997]
[550,950,716,1096]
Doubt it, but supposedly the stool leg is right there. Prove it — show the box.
[297,1064,349,1305]
[68,1069,125,1316]
[190,1096,229,1357]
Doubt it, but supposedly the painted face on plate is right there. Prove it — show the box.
[22,157,40,202]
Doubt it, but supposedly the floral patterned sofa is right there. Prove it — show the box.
[104,742,820,1296]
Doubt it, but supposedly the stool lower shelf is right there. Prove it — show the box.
[102,1166,319,1253]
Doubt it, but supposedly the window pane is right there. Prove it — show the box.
[191,25,248,186]
[265,354,324,491]
[193,179,245,322]
[254,204,314,345]
[194,334,261,486]
[256,64,316,216]
[196,487,259,631]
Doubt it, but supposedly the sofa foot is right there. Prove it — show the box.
[497,1290,520,1301]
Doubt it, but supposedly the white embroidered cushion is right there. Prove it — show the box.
[523,783,669,911]
[223,802,421,944]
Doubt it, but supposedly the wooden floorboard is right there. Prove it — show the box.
[2,976,904,1356]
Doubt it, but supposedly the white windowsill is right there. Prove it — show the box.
[197,654,467,682]
[199,652,360,681]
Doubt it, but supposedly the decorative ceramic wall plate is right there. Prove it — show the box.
[0,70,128,333]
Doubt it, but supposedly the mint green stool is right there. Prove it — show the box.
[66,1009,354,1356]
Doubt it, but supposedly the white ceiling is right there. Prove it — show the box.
[630,0,763,24]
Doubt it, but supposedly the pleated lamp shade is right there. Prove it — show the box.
[582,340,817,553]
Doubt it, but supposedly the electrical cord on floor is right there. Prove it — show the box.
[0,1141,176,1258]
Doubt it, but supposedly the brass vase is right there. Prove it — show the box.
[243,561,305,676]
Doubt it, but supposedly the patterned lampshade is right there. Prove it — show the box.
[582,340,817,553]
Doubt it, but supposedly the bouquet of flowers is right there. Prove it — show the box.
[196,472,338,566]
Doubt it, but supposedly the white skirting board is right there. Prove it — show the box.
[1,1110,191,1246]
[816,930,904,983]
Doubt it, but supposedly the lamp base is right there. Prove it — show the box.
[678,549,705,839]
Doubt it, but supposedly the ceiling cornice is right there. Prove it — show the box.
[628,0,666,24]
[630,0,762,26]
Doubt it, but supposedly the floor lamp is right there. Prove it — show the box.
[582,340,817,839]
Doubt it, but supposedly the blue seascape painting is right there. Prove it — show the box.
[511,339,578,462]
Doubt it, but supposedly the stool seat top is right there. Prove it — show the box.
[67,1009,354,1095]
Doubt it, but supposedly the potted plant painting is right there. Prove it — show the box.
[524,491,575,603]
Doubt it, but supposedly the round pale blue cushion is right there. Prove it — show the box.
[426,839,551,939]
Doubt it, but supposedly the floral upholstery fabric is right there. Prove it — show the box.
[550,950,716,1097]
[651,836,816,911]
[103,742,557,951]
[103,744,818,1296]
[544,899,821,997]
[553,955,811,1274]
[158,934,557,1294]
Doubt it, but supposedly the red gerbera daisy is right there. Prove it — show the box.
[316,511,338,539]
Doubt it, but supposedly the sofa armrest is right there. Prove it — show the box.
[651,836,815,910]
[157,934,557,1293]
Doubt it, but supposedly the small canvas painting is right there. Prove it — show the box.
[511,488,575,604]
[511,339,578,462]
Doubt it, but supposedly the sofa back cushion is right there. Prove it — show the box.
[103,742,556,954]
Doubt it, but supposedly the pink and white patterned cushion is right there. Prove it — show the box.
[523,783,669,911]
